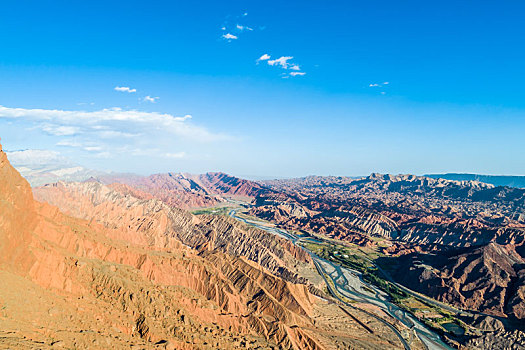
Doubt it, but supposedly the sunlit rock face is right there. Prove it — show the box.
[0,142,313,348]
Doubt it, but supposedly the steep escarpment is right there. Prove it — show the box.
[0,143,37,274]
[34,181,310,284]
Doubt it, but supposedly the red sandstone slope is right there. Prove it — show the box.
[0,144,312,348]
[34,180,310,284]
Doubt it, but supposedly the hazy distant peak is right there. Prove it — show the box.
[5,148,105,187]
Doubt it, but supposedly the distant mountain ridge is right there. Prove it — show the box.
[6,149,106,186]
[426,173,525,189]
[96,171,273,209]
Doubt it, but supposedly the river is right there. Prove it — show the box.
[229,209,454,350]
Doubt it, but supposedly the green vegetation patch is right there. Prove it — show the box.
[192,206,233,216]
[303,238,468,339]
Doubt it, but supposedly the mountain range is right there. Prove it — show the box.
[426,173,525,189]
[3,146,525,348]
[251,174,525,328]
[0,142,407,349]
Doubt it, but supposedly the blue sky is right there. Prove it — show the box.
[0,0,524,177]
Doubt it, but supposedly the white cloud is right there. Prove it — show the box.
[83,146,103,152]
[6,149,64,166]
[257,54,271,63]
[369,82,389,88]
[114,86,137,93]
[257,54,306,76]
[268,56,294,69]
[96,130,139,138]
[56,140,82,148]
[94,151,111,158]
[222,33,238,40]
[243,12,248,16]
[0,105,226,142]
[57,140,105,153]
[236,24,253,31]
[42,124,80,136]
[165,151,186,159]
[143,96,159,103]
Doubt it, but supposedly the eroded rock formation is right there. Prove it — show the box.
[252,174,525,324]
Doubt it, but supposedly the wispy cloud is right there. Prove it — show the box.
[256,54,271,63]
[0,105,228,144]
[57,140,105,153]
[222,33,238,40]
[220,12,258,41]
[142,95,159,103]
[236,24,253,31]
[114,86,137,93]
[56,140,82,148]
[368,82,390,95]
[42,124,80,136]
[369,82,389,87]
[268,56,294,69]
[256,54,306,77]
[165,151,186,159]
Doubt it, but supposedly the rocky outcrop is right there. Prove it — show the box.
[387,243,525,320]
[465,330,525,349]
